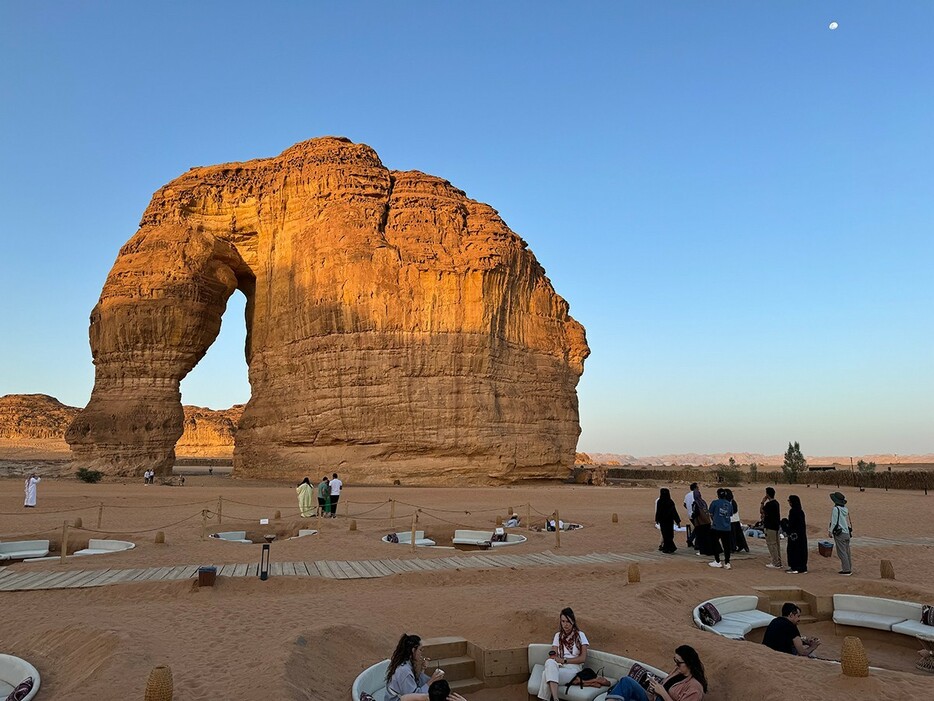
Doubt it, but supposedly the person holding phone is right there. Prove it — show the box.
[606,645,707,700]
[536,607,590,700]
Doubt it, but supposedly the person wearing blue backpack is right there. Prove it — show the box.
[707,489,734,570]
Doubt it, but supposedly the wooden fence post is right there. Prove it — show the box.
[218,496,223,524]
[410,511,418,553]
[526,502,531,531]
[390,499,395,527]
[60,520,69,564]
[554,510,561,549]
[201,510,207,540]
[97,502,103,529]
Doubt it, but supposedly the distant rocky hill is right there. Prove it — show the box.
[581,452,934,466]
[0,394,240,458]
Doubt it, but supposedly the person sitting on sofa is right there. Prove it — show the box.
[537,607,590,700]
[385,633,445,699]
[762,603,821,657]
[426,679,468,701]
[606,645,707,700]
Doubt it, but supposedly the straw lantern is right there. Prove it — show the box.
[74,517,83,528]
[627,563,640,583]
[880,559,895,580]
[154,531,165,544]
[144,665,174,700]
[840,636,869,677]
[612,513,619,523]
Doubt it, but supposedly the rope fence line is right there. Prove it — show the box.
[2,496,566,541]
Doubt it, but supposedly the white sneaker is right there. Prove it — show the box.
[708,561,723,568]
[765,563,780,568]
[786,570,799,574]
[724,563,732,570]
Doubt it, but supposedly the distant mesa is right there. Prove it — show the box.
[0,394,238,459]
[64,137,589,484]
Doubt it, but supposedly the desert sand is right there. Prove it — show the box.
[1,472,933,700]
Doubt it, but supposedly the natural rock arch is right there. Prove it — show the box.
[67,137,589,484]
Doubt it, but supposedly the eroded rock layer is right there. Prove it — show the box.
[67,137,589,483]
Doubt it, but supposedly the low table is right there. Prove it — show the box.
[916,633,934,673]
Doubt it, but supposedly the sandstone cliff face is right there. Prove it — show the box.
[1,395,240,459]
[67,137,589,483]
[0,394,79,440]
[174,405,242,458]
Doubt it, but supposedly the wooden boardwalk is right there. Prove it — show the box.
[0,535,927,593]
[0,549,669,592]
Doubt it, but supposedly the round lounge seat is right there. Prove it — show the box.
[381,531,436,547]
[693,595,775,640]
[0,654,40,701]
[210,531,253,544]
[73,539,136,556]
[527,644,666,701]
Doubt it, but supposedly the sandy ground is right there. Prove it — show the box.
[2,473,933,700]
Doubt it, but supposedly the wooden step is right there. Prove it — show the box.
[421,636,468,660]
[769,599,811,617]
[449,677,484,695]
[756,586,804,600]
[431,655,475,681]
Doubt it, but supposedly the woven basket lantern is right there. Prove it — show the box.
[495,515,503,526]
[628,563,641,583]
[840,636,870,678]
[144,665,174,701]
[274,510,281,520]
[154,531,165,544]
[880,559,895,580]
[349,520,357,531]
[612,513,619,523]
[74,517,83,529]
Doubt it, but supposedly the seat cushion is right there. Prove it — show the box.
[892,619,934,637]
[726,610,775,629]
[711,620,751,639]
[833,611,902,631]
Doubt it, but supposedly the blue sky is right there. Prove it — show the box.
[1,2,931,456]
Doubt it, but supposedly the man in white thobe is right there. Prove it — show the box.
[24,473,40,507]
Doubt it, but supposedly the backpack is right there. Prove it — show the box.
[386,533,399,543]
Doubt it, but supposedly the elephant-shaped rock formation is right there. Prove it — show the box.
[67,137,589,484]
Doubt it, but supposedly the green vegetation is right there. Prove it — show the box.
[76,467,103,483]
[782,441,807,484]
[856,459,877,473]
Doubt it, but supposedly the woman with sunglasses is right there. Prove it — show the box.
[606,645,707,701]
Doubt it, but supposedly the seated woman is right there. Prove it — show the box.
[385,633,445,700]
[606,645,707,701]
[537,607,590,701]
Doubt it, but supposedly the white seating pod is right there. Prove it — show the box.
[73,539,136,556]
[0,653,41,701]
[692,595,775,640]
[527,644,666,701]
[0,540,50,561]
[832,594,929,636]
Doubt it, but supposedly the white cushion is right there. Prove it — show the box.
[833,611,903,631]
[833,595,921,621]
[892,620,934,637]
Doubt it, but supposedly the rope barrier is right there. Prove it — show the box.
[72,513,202,535]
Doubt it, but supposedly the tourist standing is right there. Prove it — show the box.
[317,476,331,517]
[655,488,682,554]
[784,495,808,574]
[296,477,315,518]
[24,473,40,508]
[708,489,733,569]
[727,489,749,553]
[329,473,343,517]
[691,487,715,558]
[684,482,697,549]
[828,492,853,576]
[762,487,782,569]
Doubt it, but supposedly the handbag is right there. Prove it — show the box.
[565,667,609,693]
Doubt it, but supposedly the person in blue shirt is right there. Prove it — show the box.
[707,489,734,570]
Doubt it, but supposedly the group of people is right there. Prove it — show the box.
[296,473,343,518]
[759,487,854,575]
[382,609,707,701]
[655,485,748,567]
[657,483,854,575]
[142,469,156,484]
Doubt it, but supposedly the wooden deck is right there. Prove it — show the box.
[0,549,668,592]
[0,534,924,593]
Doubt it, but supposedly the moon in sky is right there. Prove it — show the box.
[829,21,839,30]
